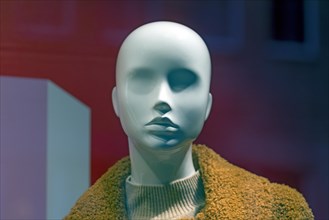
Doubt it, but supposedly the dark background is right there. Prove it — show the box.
[1,0,328,218]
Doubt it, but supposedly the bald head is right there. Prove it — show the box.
[116,21,211,87]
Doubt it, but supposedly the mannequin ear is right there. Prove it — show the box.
[112,87,120,117]
[204,93,212,121]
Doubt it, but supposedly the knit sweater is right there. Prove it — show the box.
[65,145,314,220]
[125,171,205,219]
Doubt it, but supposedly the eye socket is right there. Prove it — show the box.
[127,68,156,94]
[168,69,198,92]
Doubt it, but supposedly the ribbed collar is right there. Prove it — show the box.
[125,171,205,219]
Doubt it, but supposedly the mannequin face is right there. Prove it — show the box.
[113,22,212,150]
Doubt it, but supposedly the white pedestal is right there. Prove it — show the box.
[0,76,90,219]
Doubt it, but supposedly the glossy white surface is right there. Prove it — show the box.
[112,21,212,184]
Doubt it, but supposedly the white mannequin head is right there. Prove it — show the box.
[112,21,212,152]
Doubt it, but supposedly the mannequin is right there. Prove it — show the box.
[65,21,313,220]
[112,21,212,185]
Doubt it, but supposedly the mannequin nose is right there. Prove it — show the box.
[154,83,172,115]
[157,81,172,102]
[153,101,171,115]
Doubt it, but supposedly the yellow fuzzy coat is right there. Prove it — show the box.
[65,145,313,219]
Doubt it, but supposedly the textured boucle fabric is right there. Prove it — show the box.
[65,145,314,220]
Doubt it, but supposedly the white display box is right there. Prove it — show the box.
[0,76,90,219]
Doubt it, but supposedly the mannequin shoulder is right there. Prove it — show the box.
[193,145,314,219]
[268,182,314,219]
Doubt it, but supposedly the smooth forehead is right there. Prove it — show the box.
[116,22,211,80]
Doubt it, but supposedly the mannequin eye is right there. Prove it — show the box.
[168,69,198,92]
[128,69,156,94]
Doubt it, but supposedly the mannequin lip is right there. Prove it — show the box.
[145,117,179,128]
[145,117,181,141]
[148,130,180,141]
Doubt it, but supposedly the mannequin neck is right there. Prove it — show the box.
[128,138,196,185]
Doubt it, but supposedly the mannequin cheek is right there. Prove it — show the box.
[118,110,131,136]
[117,101,138,135]
[179,104,207,137]
[119,98,149,133]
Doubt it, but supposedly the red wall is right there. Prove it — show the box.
[1,1,328,218]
